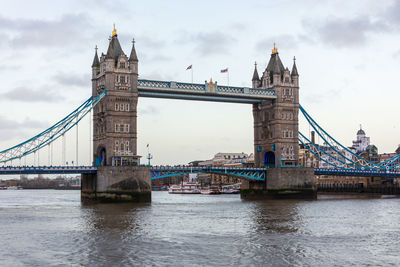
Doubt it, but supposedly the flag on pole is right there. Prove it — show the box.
[220,68,228,73]
[186,65,192,70]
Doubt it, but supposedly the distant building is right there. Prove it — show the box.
[352,127,370,153]
[198,152,251,185]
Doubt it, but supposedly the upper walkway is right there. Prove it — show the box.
[137,79,276,103]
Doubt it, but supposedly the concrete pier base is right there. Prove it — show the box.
[81,166,151,203]
[241,167,316,200]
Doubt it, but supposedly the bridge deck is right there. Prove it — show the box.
[137,79,276,103]
[0,166,399,178]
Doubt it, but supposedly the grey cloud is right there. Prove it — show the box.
[138,105,159,115]
[0,86,62,102]
[53,72,90,87]
[393,49,400,59]
[0,116,49,142]
[386,0,400,25]
[255,35,298,53]
[0,13,92,49]
[304,16,389,48]
[176,31,236,56]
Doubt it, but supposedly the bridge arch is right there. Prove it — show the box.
[264,151,275,167]
[95,146,107,167]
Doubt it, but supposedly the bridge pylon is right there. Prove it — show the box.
[243,45,316,199]
[81,26,151,202]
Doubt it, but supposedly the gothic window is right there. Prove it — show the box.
[120,143,124,151]
[120,76,126,83]
[115,124,119,132]
[126,103,130,111]
[120,62,125,69]
[125,141,129,151]
[125,124,129,132]
[285,77,289,83]
[115,141,119,151]
[120,104,124,111]
[115,103,119,111]
[120,125,124,132]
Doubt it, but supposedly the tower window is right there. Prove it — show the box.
[120,76,125,83]
[115,141,119,151]
[120,104,124,111]
[120,125,124,132]
[120,62,125,69]
[115,103,119,111]
[126,103,130,111]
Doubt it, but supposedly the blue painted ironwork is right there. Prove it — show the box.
[0,90,106,164]
[150,166,266,181]
[314,168,400,178]
[137,79,276,103]
[0,166,96,175]
[299,104,382,169]
[0,165,399,178]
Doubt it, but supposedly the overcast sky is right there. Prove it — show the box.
[0,0,399,166]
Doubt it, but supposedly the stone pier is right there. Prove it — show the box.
[240,167,316,199]
[81,166,151,203]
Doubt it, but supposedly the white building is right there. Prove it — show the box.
[352,128,370,153]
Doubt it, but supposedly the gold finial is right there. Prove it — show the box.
[112,23,117,37]
[272,43,278,55]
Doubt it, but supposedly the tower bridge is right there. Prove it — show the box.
[1,26,400,202]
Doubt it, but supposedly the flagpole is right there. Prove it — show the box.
[191,67,193,83]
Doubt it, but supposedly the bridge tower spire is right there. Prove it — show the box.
[83,26,151,203]
[253,44,300,168]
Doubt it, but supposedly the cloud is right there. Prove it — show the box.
[138,105,159,115]
[255,35,298,53]
[0,116,49,142]
[52,72,90,87]
[303,16,389,48]
[0,13,92,49]
[0,86,62,102]
[176,31,236,56]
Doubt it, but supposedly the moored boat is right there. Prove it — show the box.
[201,186,221,195]
[168,182,201,194]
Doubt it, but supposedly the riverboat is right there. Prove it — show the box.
[200,186,221,195]
[168,182,201,194]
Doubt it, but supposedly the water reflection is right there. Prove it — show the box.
[1,190,400,266]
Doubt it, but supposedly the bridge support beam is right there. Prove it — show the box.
[81,166,151,203]
[240,167,316,199]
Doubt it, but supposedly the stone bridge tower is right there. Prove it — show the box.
[252,45,299,168]
[82,26,151,203]
[241,45,315,200]
[91,25,140,167]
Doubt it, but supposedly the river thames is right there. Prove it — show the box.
[0,190,399,266]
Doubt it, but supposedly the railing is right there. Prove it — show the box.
[137,79,276,98]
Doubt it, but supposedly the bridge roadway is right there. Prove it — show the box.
[0,166,400,179]
[137,79,276,104]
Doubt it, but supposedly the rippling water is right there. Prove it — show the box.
[0,190,399,266]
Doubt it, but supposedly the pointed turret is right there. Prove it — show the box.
[252,62,259,81]
[129,38,138,62]
[91,46,100,68]
[252,62,261,88]
[291,56,298,76]
[266,43,285,74]
[106,24,125,62]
